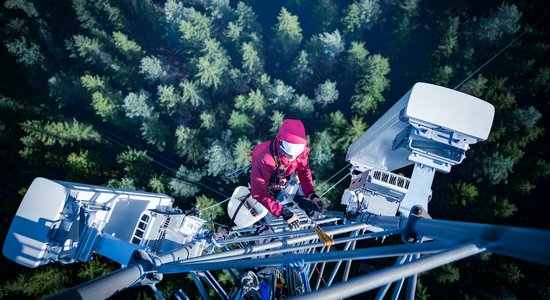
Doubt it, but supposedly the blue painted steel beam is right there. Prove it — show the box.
[158,240,460,274]
[292,241,487,300]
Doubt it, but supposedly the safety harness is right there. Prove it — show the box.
[268,139,289,196]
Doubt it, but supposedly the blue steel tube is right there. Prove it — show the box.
[375,255,410,300]
[45,264,148,300]
[159,240,458,274]
[405,253,421,300]
[412,218,550,265]
[292,241,487,300]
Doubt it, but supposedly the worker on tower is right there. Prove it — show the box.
[250,119,325,230]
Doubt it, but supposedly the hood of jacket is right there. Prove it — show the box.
[276,119,307,145]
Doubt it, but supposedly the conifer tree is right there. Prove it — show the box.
[180,79,206,108]
[268,79,295,108]
[289,50,313,86]
[314,80,339,109]
[311,0,338,33]
[272,7,303,59]
[169,165,203,198]
[310,130,335,175]
[233,137,253,169]
[477,3,522,44]
[270,110,285,134]
[350,54,390,114]
[175,126,205,163]
[228,110,254,135]
[345,41,369,81]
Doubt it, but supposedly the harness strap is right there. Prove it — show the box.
[269,139,288,191]
[230,193,251,226]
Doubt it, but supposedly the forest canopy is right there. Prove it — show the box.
[1,0,549,299]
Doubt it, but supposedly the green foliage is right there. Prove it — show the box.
[81,75,125,120]
[235,89,266,116]
[123,91,156,120]
[149,175,168,193]
[0,265,69,298]
[432,65,454,87]
[158,84,182,115]
[447,181,479,207]
[434,16,460,60]
[345,41,369,80]
[48,72,83,107]
[233,137,253,169]
[343,3,361,36]
[292,94,315,116]
[343,0,381,36]
[474,152,516,185]
[66,150,98,181]
[308,30,345,66]
[113,31,142,57]
[195,39,230,90]
[477,3,522,44]
[201,0,232,21]
[78,256,116,280]
[178,8,213,51]
[206,137,235,177]
[229,110,254,134]
[415,278,430,300]
[2,1,550,298]
[4,18,30,37]
[196,195,224,220]
[226,2,263,46]
[459,75,488,98]
[81,74,105,91]
[5,36,45,68]
[311,0,338,33]
[200,111,216,130]
[169,165,203,198]
[350,54,390,114]
[289,50,313,85]
[390,0,420,48]
[489,196,517,219]
[338,116,367,151]
[314,80,339,108]
[484,77,516,111]
[272,7,303,58]
[268,79,295,108]
[435,264,460,284]
[67,35,101,62]
[90,90,122,123]
[241,42,263,75]
[310,130,335,174]
[499,263,525,284]
[140,56,169,82]
[270,110,286,134]
[529,66,550,94]
[67,35,122,73]
[116,149,153,182]
[4,0,39,17]
[107,177,137,189]
[19,119,101,149]
[180,79,206,107]
[322,110,348,143]
[175,126,204,163]
[141,119,169,151]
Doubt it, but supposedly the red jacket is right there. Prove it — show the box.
[250,119,315,217]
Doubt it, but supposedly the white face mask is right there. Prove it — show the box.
[280,140,305,156]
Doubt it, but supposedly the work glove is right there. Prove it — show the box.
[309,193,326,213]
[281,208,300,231]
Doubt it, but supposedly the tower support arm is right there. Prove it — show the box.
[293,241,487,300]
